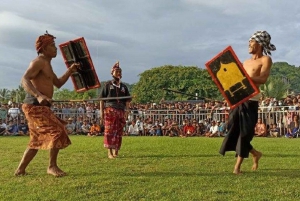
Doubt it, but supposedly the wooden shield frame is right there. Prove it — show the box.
[59,37,101,92]
[205,46,259,109]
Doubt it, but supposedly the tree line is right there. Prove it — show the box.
[0,62,298,104]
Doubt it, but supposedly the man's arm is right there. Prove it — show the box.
[53,63,79,88]
[250,56,273,85]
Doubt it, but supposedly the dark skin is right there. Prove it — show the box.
[232,39,272,175]
[14,40,79,177]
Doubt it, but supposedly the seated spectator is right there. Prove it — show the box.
[269,123,280,137]
[216,120,225,137]
[205,120,219,137]
[5,120,19,136]
[182,120,196,137]
[161,120,169,136]
[18,120,29,136]
[81,120,91,135]
[65,118,76,135]
[168,121,182,137]
[127,120,140,136]
[254,118,267,137]
[197,120,206,136]
[88,121,101,136]
[152,122,163,136]
[0,118,7,135]
[75,116,83,134]
[285,115,299,138]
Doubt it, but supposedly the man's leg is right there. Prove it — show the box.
[108,149,114,159]
[15,148,38,176]
[233,156,244,175]
[113,149,118,157]
[250,148,262,170]
[47,148,66,177]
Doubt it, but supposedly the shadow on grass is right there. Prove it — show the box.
[122,154,222,158]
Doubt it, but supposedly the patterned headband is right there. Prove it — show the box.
[249,31,276,55]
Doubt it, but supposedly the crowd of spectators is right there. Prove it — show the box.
[1,93,300,138]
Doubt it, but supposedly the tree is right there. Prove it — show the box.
[260,76,290,99]
[0,88,10,103]
[131,65,221,103]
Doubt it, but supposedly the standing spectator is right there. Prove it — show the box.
[8,103,20,121]
[0,104,8,122]
[99,61,131,159]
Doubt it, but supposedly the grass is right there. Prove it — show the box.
[1,136,300,201]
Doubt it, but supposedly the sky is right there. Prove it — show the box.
[1,0,299,90]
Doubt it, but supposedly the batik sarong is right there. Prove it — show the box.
[103,107,126,150]
[22,104,71,150]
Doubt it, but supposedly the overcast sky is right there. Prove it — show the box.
[1,0,299,90]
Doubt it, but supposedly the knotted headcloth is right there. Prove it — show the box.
[249,31,276,55]
[35,31,56,54]
[111,61,122,74]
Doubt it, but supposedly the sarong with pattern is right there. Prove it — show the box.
[22,104,71,150]
[103,107,125,150]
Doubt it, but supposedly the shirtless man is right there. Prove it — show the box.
[220,30,276,174]
[14,32,79,177]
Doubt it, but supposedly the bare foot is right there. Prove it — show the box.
[252,152,262,170]
[47,166,67,177]
[14,169,27,176]
[108,155,115,159]
[233,168,243,175]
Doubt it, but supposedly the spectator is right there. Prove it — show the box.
[0,104,8,122]
[254,118,267,137]
[197,120,206,136]
[127,120,139,136]
[205,120,218,137]
[81,120,90,135]
[182,120,196,137]
[168,121,181,137]
[5,120,18,136]
[285,115,299,138]
[18,119,29,136]
[0,118,7,135]
[65,118,76,135]
[269,123,280,137]
[88,121,101,136]
[8,103,20,121]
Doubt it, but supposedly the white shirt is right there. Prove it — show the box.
[209,125,218,134]
[8,107,20,118]
[128,124,139,135]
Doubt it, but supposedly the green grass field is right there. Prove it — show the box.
[1,136,300,201]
